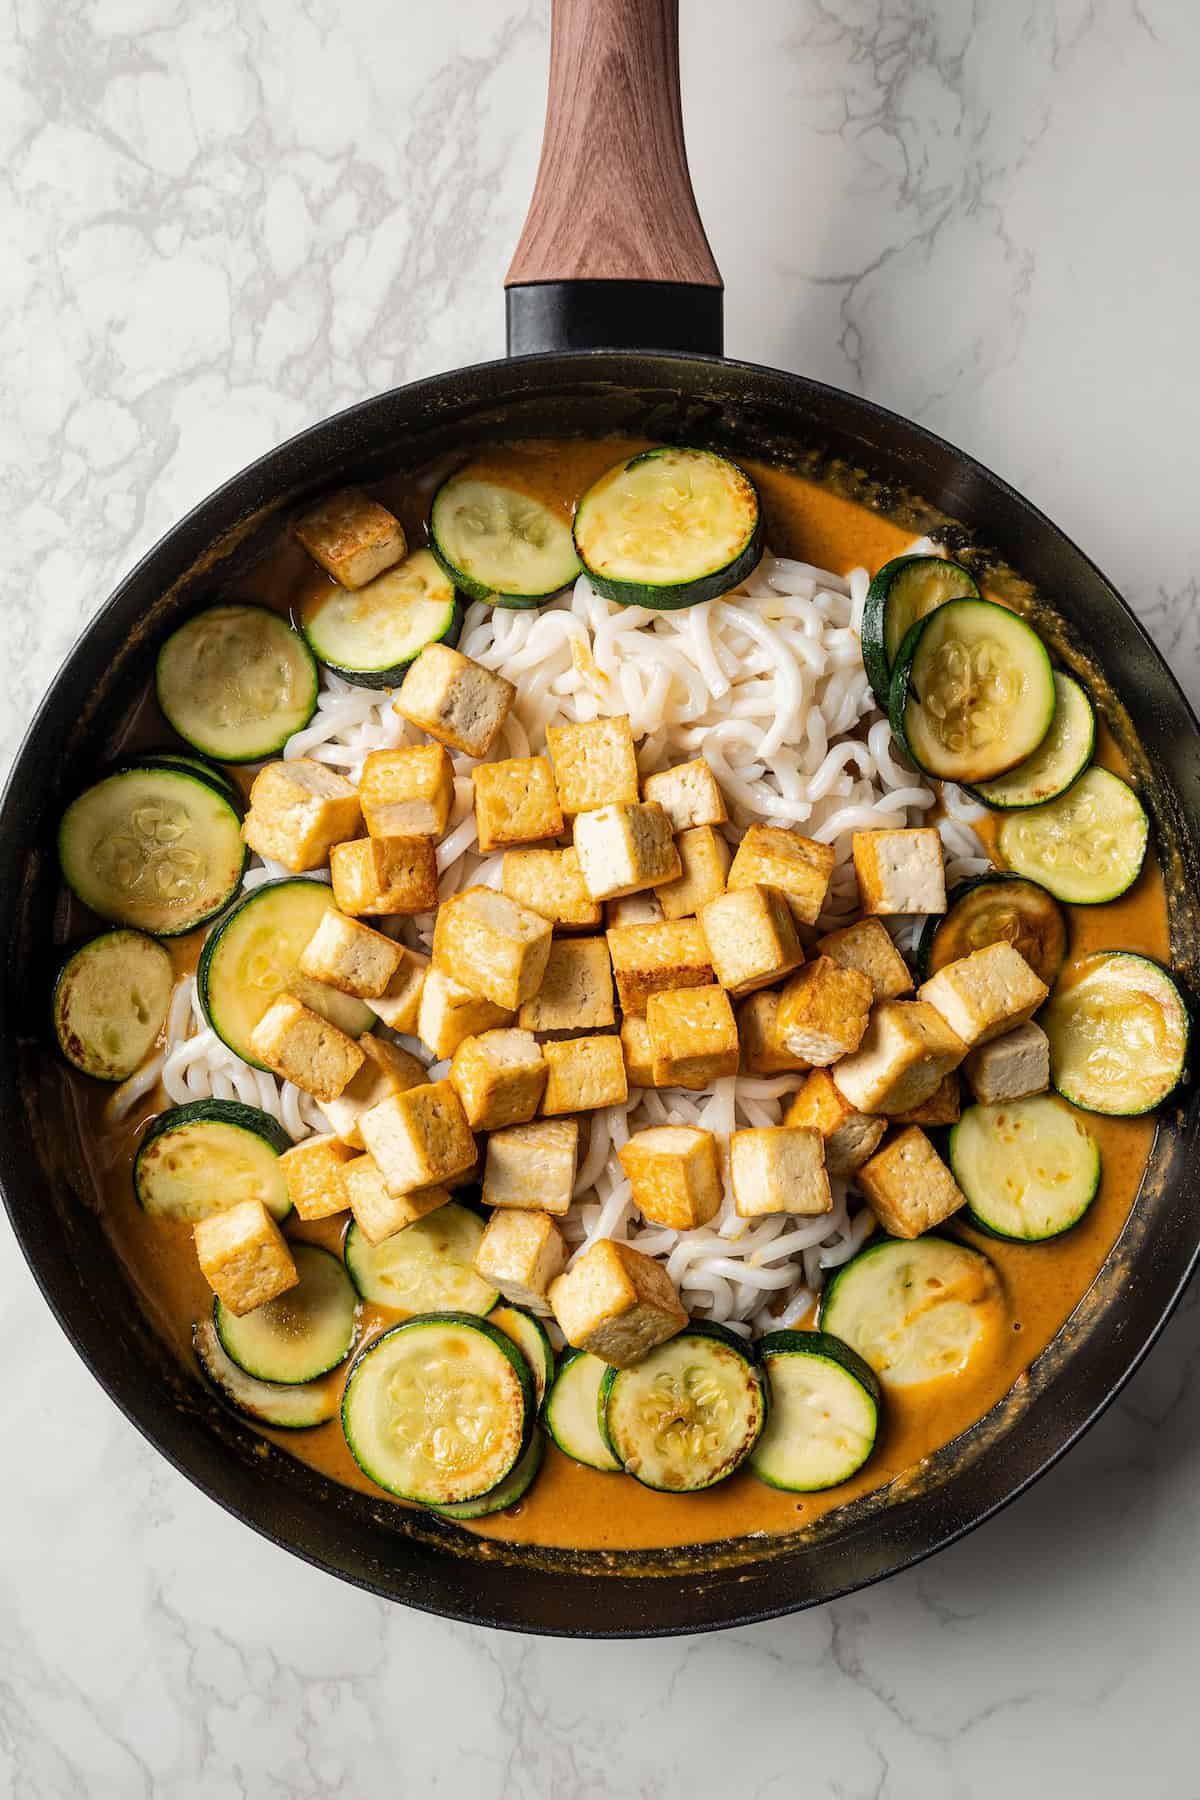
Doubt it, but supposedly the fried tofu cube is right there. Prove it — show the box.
[517,937,614,1033]
[605,918,713,1016]
[620,1015,660,1088]
[501,846,603,930]
[815,916,913,1002]
[546,714,640,816]
[729,1126,832,1219]
[341,1154,449,1244]
[776,957,873,1067]
[358,744,454,840]
[293,487,406,589]
[737,991,811,1076]
[298,909,405,1000]
[417,967,512,1060]
[367,948,430,1034]
[857,1127,967,1239]
[574,801,681,901]
[918,942,1049,1049]
[541,1035,629,1114]
[654,825,731,921]
[549,1239,687,1367]
[394,643,515,759]
[853,828,946,916]
[249,993,365,1103]
[241,759,362,873]
[642,758,728,832]
[646,986,740,1090]
[482,1118,578,1215]
[606,892,665,928]
[321,1036,426,1148]
[194,1199,298,1316]
[727,825,836,926]
[889,1072,962,1126]
[357,1080,477,1194]
[432,885,553,1011]
[472,755,564,853]
[618,1125,723,1230]
[699,884,803,997]
[783,1070,886,1175]
[329,835,439,917]
[475,1209,566,1315]
[449,1027,547,1130]
[831,1000,966,1114]
[278,1134,356,1222]
[963,1021,1050,1105]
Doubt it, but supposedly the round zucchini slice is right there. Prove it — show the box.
[968,672,1095,810]
[434,1432,545,1520]
[543,1349,622,1472]
[53,929,175,1081]
[215,1244,358,1383]
[156,603,318,762]
[750,1329,882,1492]
[819,1236,1006,1390]
[1043,951,1188,1116]
[889,598,1056,784]
[598,1322,767,1492]
[573,446,763,610]
[997,766,1149,905]
[193,1317,339,1429]
[135,1099,292,1222]
[861,553,979,709]
[300,550,464,687]
[489,1305,555,1410]
[58,766,246,937]
[430,474,581,606]
[915,874,1067,988]
[343,1203,498,1316]
[950,1095,1101,1241]
[341,1313,533,1505]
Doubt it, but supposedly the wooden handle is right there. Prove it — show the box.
[506,0,722,289]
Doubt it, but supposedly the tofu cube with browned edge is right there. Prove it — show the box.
[358,1080,477,1195]
[278,1133,356,1222]
[473,755,564,853]
[541,1035,629,1114]
[606,892,665,928]
[249,993,365,1103]
[475,1209,566,1315]
[699,883,803,996]
[727,825,836,926]
[482,1118,579,1215]
[517,937,614,1033]
[918,941,1048,1049]
[433,886,553,1011]
[654,825,731,921]
[368,948,430,1034]
[620,1015,659,1087]
[605,918,713,1016]
[341,1154,449,1244]
[330,835,439,917]
[963,1021,1051,1105]
[784,1070,886,1175]
[832,1000,966,1114]
[501,846,603,930]
[546,714,640,816]
[574,801,681,901]
[298,909,405,1000]
[646,986,740,1090]
[321,1036,426,1148]
[293,487,406,590]
[730,1126,832,1219]
[242,760,362,873]
[618,1125,723,1230]
[358,744,454,840]
[857,1127,967,1239]
[449,1027,547,1130]
[194,1199,298,1316]
[889,1072,962,1126]
[417,967,512,1061]
[737,991,811,1076]
[548,1238,688,1368]
[815,916,913,1002]
[642,759,728,832]
[853,828,947,916]
[394,643,515,759]
[776,957,873,1067]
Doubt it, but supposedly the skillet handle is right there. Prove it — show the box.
[505,0,723,356]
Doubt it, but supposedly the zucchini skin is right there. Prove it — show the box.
[136,1097,292,1175]
[305,596,464,689]
[432,1432,546,1519]
[861,553,979,709]
[965,672,1095,811]
[193,1319,339,1430]
[428,541,551,611]
[123,751,244,807]
[543,1349,623,1472]
[597,1320,768,1490]
[751,1329,881,1493]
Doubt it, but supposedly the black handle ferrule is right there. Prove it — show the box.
[506,281,723,357]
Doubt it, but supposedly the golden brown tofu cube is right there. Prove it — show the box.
[654,825,731,922]
[298,909,405,1000]
[341,1154,449,1244]
[368,948,430,1034]
[815,916,913,1002]
[475,1209,566,1314]
[776,957,873,1067]
[548,1238,687,1368]
[482,1118,578,1215]
[729,1126,832,1219]
[618,1125,723,1230]
[194,1199,298,1316]
[249,993,365,1103]
[417,967,512,1061]
[541,1035,629,1114]
[394,643,515,759]
[857,1127,966,1239]
[727,824,836,926]
[605,892,665,928]
[358,744,454,840]
[357,1080,477,1194]
[889,1072,962,1126]
[321,1036,426,1148]
[699,883,803,997]
[449,1027,547,1130]
[574,801,681,901]
[605,918,713,1017]
[962,1021,1050,1105]
[646,986,740,1090]
[517,937,614,1033]
[329,835,439,917]
[546,714,640,816]
[918,942,1048,1049]
[642,758,728,832]
[737,991,811,1076]
[620,1015,660,1088]
[241,759,362,874]
[500,846,603,930]
[278,1134,355,1222]
[473,755,564,853]
[433,885,553,1011]
[783,1069,886,1175]
[293,487,406,589]
[831,1000,966,1114]
[852,828,946,916]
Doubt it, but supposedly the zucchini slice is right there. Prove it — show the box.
[214,1244,358,1383]
[58,766,246,937]
[997,767,1149,905]
[343,1204,498,1316]
[543,1349,622,1472]
[156,603,318,762]
[598,1321,767,1492]
[135,1098,292,1222]
[819,1237,1005,1391]
[1043,951,1188,1115]
[130,750,243,806]
[889,598,1056,784]
[861,554,979,709]
[341,1313,533,1505]
[915,874,1067,988]
[489,1304,555,1410]
[950,1095,1100,1241]
[430,474,581,606]
[198,878,375,1067]
[300,550,463,687]
[193,1317,339,1429]
[53,929,175,1081]
[968,672,1095,810]
[434,1432,545,1520]
[573,446,763,610]
[750,1330,882,1492]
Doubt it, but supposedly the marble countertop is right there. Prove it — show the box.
[3,2,1198,1793]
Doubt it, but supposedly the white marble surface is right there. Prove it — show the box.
[2,1,1198,1792]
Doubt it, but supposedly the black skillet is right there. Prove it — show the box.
[3,0,1198,1637]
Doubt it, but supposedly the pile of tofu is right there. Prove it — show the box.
[193,630,1055,1379]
